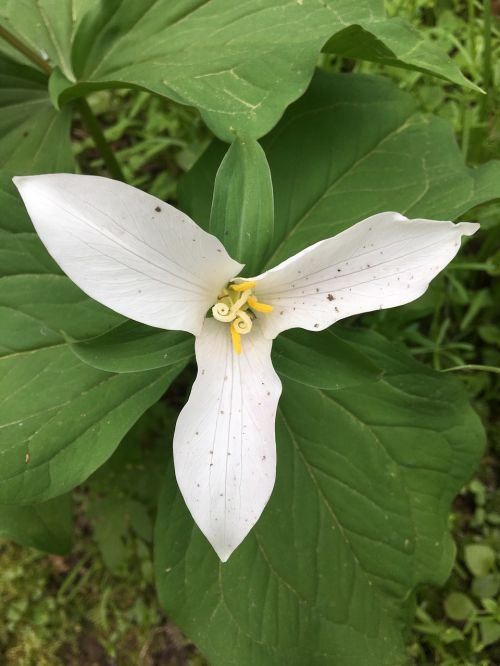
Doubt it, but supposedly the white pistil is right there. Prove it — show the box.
[212,282,274,354]
[212,302,234,322]
[233,309,252,334]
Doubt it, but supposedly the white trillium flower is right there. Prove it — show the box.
[13,174,478,561]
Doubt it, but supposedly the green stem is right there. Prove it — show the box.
[0,24,51,74]
[449,261,496,271]
[442,364,500,374]
[467,0,477,62]
[461,103,471,158]
[481,0,493,119]
[0,24,124,181]
[76,99,125,181]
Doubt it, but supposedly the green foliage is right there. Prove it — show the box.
[0,1,498,665]
[1,0,480,141]
[73,90,210,200]
[209,138,273,275]
[155,328,484,666]
[0,403,207,665]
[357,0,500,164]
[0,541,171,665]
[0,496,72,554]
[0,54,72,173]
[465,543,496,577]
[323,15,481,92]
[86,403,177,573]
[73,323,194,373]
[273,328,381,390]
[0,168,189,507]
[181,71,500,267]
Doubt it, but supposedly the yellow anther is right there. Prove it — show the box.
[214,280,273,354]
[231,281,257,292]
[230,323,242,354]
[247,296,273,313]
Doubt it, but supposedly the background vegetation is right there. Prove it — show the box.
[0,0,498,664]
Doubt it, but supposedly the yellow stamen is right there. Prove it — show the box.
[247,296,273,313]
[230,323,242,354]
[230,281,257,292]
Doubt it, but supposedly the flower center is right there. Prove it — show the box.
[211,281,273,354]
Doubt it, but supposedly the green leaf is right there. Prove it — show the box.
[180,72,500,266]
[464,544,496,578]
[72,321,194,373]
[87,403,177,572]
[0,345,184,505]
[472,574,499,599]
[273,328,381,389]
[444,593,476,621]
[0,0,99,77]
[155,328,484,665]
[88,496,151,571]
[0,175,188,505]
[1,1,477,141]
[322,17,481,93]
[210,138,273,275]
[0,494,72,554]
[0,53,72,173]
[480,621,500,648]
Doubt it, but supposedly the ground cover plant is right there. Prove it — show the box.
[0,1,499,664]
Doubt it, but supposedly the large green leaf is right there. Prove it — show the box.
[273,328,381,390]
[159,70,498,664]
[0,53,72,173]
[87,402,177,572]
[0,494,72,554]
[71,320,381,390]
[322,15,480,91]
[1,1,477,141]
[0,338,184,505]
[180,71,500,267]
[155,328,484,666]
[0,176,188,505]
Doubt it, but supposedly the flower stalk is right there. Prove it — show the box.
[75,99,125,182]
[0,25,51,74]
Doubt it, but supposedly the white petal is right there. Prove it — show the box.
[13,174,242,335]
[245,213,479,339]
[173,318,282,561]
